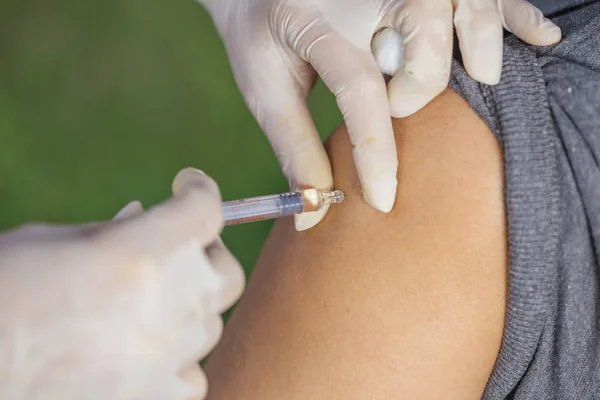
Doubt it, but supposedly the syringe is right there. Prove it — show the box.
[222,189,345,226]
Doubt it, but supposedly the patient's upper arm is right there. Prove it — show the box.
[205,89,507,399]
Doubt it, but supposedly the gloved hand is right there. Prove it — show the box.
[199,0,561,230]
[0,168,244,400]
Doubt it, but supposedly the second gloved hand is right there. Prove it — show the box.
[0,168,244,400]
[199,0,561,230]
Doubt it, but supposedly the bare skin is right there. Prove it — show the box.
[205,89,508,399]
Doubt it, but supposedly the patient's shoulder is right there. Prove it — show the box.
[321,88,506,257]
[206,89,507,400]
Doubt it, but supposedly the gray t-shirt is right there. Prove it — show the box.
[449,1,600,398]
[530,0,592,14]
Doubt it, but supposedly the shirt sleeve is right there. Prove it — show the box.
[448,4,600,398]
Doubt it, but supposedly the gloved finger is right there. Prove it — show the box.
[142,370,200,400]
[104,168,223,256]
[236,50,333,230]
[153,240,227,328]
[384,0,453,116]
[178,364,209,400]
[305,31,398,212]
[152,167,223,249]
[156,238,241,355]
[0,223,90,243]
[170,313,223,367]
[23,201,144,241]
[0,221,109,247]
[453,0,504,85]
[113,200,144,220]
[204,237,245,314]
[498,0,562,46]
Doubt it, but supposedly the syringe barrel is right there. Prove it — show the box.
[223,192,304,226]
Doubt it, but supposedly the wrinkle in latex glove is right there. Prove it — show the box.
[199,0,560,230]
[0,168,245,400]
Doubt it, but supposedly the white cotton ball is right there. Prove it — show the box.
[371,27,404,78]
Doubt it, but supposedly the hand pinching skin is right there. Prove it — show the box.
[198,0,560,230]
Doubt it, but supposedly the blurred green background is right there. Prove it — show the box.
[0,0,341,275]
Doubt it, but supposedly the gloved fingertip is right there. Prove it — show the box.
[388,89,439,118]
[113,200,144,220]
[178,364,208,400]
[362,172,397,213]
[462,46,502,86]
[536,21,562,45]
[389,100,421,118]
[508,5,562,46]
[172,167,212,196]
[388,70,448,118]
[468,67,501,86]
[294,205,329,231]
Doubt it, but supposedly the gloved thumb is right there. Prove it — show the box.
[498,0,562,46]
[107,168,224,257]
[113,201,144,220]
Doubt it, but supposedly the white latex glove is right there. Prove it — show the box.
[199,0,561,230]
[0,168,244,400]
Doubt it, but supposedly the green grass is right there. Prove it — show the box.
[0,0,341,275]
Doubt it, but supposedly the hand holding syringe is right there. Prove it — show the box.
[223,189,345,226]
